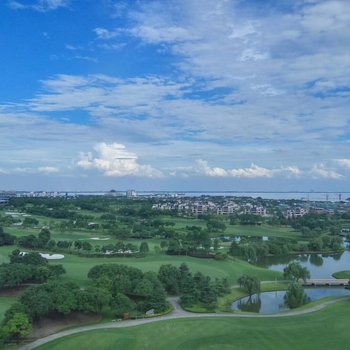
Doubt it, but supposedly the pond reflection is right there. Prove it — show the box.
[256,251,350,278]
[232,288,350,314]
[309,254,323,266]
[237,295,261,313]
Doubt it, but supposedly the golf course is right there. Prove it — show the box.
[1,196,350,349]
[29,299,350,350]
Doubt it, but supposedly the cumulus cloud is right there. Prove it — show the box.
[309,163,344,179]
[9,0,70,12]
[77,142,163,177]
[2,1,350,188]
[194,160,301,178]
[335,159,350,170]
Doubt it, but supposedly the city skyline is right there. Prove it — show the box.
[1,0,350,191]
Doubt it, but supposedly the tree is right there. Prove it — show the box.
[2,303,26,325]
[167,239,181,254]
[47,239,56,250]
[146,288,168,313]
[283,262,310,283]
[74,240,82,252]
[22,217,39,228]
[133,279,153,296]
[82,241,93,252]
[160,240,168,251]
[1,312,31,343]
[20,287,53,319]
[284,282,309,309]
[0,227,15,246]
[213,238,220,251]
[10,251,47,266]
[139,242,149,254]
[238,275,260,297]
[158,264,180,294]
[17,235,39,248]
[113,293,135,317]
[76,287,110,313]
[38,228,51,247]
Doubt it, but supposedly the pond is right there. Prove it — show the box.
[231,287,350,314]
[256,250,350,279]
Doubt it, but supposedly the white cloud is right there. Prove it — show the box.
[94,28,120,40]
[9,0,70,12]
[2,1,350,188]
[129,25,196,44]
[77,143,163,178]
[0,166,59,175]
[309,163,344,179]
[38,166,59,174]
[194,160,301,178]
[335,159,350,170]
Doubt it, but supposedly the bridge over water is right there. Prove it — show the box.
[303,279,349,287]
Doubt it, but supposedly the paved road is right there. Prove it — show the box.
[19,295,350,350]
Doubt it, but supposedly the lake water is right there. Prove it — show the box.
[231,287,350,314]
[257,250,350,279]
[232,249,350,314]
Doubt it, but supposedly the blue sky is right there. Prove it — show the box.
[1,0,350,191]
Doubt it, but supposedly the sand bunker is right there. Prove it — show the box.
[40,253,64,260]
[20,252,64,260]
[90,237,110,241]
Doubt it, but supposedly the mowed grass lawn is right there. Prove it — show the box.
[57,253,281,287]
[224,224,300,239]
[0,244,281,289]
[36,301,350,350]
[165,216,301,239]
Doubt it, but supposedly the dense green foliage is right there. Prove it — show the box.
[0,280,109,344]
[0,250,65,289]
[20,281,110,319]
[88,264,168,316]
[158,263,230,310]
[0,312,31,344]
[0,227,15,246]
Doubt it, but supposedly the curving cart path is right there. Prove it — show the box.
[19,295,350,350]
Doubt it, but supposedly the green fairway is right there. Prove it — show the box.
[0,244,281,290]
[36,301,350,350]
[59,253,281,287]
[224,224,300,239]
[165,216,301,239]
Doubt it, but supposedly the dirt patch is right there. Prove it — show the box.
[0,286,27,297]
[29,312,101,339]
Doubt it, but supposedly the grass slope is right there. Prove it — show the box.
[36,301,350,350]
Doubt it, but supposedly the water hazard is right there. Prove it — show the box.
[231,287,350,314]
[232,250,350,314]
[256,250,350,279]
